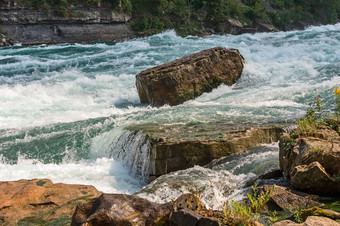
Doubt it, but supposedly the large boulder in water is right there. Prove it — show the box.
[136,47,244,107]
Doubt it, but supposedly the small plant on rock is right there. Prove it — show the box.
[268,210,278,224]
[222,183,274,225]
[334,86,340,122]
[294,208,303,223]
[247,183,272,214]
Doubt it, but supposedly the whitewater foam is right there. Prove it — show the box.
[0,23,339,199]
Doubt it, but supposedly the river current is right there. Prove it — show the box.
[0,24,339,205]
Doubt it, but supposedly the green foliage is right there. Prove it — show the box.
[18,215,71,226]
[294,209,303,223]
[268,210,279,224]
[247,183,272,214]
[308,145,326,154]
[36,180,47,186]
[284,136,294,151]
[223,183,274,224]
[322,201,340,212]
[333,175,340,181]
[335,87,340,122]
[294,95,328,137]
[15,0,340,34]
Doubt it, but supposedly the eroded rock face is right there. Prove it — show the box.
[0,179,100,226]
[148,125,283,180]
[136,47,244,107]
[279,125,340,194]
[71,193,172,226]
[0,1,135,45]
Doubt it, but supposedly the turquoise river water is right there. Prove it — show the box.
[0,24,339,207]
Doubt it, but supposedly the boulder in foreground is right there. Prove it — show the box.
[0,179,100,225]
[272,216,340,226]
[136,47,244,107]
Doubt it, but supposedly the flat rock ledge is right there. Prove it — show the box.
[123,123,283,181]
[0,179,101,226]
[136,47,244,107]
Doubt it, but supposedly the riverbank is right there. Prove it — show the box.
[1,0,339,46]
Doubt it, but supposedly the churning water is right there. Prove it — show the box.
[0,24,339,202]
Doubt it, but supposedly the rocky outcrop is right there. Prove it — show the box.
[136,47,244,107]
[0,1,135,45]
[279,124,340,194]
[0,179,100,225]
[259,185,320,212]
[123,123,283,181]
[300,207,340,222]
[254,19,278,33]
[272,216,340,226]
[71,193,172,225]
[214,18,277,35]
[71,193,225,226]
[2,23,134,45]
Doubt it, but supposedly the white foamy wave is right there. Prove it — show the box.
[0,70,141,129]
[0,156,142,194]
[137,143,279,209]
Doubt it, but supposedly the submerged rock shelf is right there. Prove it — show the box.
[122,122,283,181]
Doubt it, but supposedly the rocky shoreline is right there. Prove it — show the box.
[1,0,338,47]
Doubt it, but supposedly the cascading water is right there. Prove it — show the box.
[110,130,151,183]
[136,143,285,209]
[0,24,339,202]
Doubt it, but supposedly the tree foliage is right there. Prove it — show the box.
[17,0,340,35]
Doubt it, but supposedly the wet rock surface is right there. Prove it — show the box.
[136,47,244,107]
[0,179,100,226]
[125,122,283,180]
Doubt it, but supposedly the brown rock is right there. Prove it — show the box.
[170,194,223,226]
[301,207,340,221]
[122,123,282,180]
[170,209,202,226]
[272,216,340,226]
[71,193,172,226]
[260,185,320,211]
[198,217,221,226]
[279,124,340,194]
[258,169,283,180]
[136,47,244,107]
[254,19,278,32]
[290,162,340,194]
[172,193,206,212]
[0,179,100,226]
